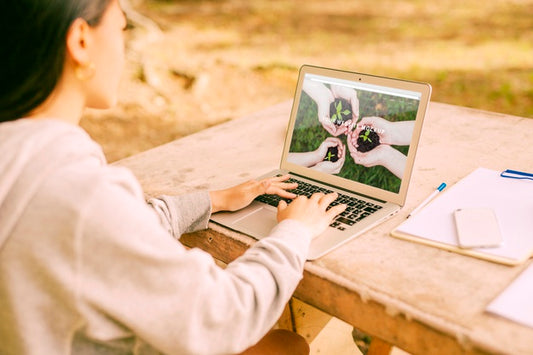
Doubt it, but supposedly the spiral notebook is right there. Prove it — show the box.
[391,167,533,266]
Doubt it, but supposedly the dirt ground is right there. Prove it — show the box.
[80,0,533,163]
[81,0,299,162]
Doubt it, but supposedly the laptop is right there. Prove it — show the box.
[211,65,431,259]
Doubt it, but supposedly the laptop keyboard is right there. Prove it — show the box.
[254,177,383,230]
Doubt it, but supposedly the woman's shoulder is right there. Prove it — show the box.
[0,118,144,217]
[0,118,105,164]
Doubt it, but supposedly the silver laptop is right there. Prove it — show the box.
[211,65,431,259]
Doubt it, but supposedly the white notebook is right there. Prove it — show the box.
[487,263,533,328]
[391,167,533,265]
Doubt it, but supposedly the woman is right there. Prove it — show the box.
[0,1,345,354]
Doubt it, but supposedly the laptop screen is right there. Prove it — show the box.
[282,66,430,204]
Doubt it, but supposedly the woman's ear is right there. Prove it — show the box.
[65,18,92,66]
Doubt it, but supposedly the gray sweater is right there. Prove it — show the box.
[0,119,312,355]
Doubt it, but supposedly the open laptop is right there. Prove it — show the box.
[211,65,431,259]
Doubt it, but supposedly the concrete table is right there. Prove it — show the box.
[116,101,533,355]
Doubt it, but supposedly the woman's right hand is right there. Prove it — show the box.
[354,116,392,144]
[277,192,346,239]
[315,137,343,159]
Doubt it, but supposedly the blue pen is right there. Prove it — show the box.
[407,182,447,218]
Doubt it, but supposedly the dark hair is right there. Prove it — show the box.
[0,0,112,122]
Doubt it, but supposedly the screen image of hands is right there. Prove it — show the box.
[288,137,346,174]
[302,81,359,136]
[297,81,414,179]
[347,117,414,178]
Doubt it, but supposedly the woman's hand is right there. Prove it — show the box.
[277,192,346,239]
[347,142,407,178]
[210,175,297,213]
[314,88,349,137]
[311,140,346,174]
[354,116,392,144]
[330,85,360,123]
[312,158,345,175]
[315,137,343,160]
[349,144,389,167]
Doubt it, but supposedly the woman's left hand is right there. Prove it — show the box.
[209,175,297,212]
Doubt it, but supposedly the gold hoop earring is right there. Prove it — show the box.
[75,62,96,81]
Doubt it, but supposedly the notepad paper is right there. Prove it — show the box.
[391,167,533,265]
[487,263,533,328]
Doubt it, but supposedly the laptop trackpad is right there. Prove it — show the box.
[233,207,278,239]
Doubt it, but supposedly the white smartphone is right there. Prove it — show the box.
[453,208,503,249]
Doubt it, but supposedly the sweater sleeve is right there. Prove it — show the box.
[76,173,312,355]
[146,192,211,238]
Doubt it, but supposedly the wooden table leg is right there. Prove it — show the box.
[368,337,392,355]
[276,299,296,332]
[353,328,392,355]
